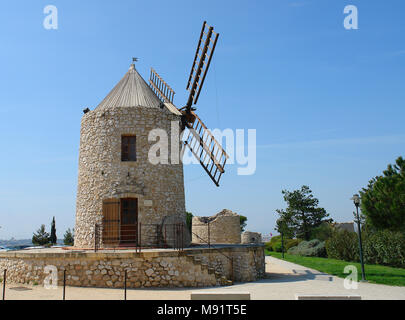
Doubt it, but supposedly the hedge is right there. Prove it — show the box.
[326,228,405,268]
[265,237,302,253]
[287,239,326,257]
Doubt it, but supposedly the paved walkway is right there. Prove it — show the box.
[2,256,405,300]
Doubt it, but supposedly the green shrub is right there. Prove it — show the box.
[287,239,326,257]
[310,222,334,241]
[269,235,281,247]
[286,239,302,251]
[266,236,301,253]
[326,230,359,262]
[363,229,405,268]
[273,240,283,252]
[265,235,282,251]
[326,228,405,267]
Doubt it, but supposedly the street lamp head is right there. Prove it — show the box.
[351,194,361,207]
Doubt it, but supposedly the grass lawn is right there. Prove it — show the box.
[266,250,405,287]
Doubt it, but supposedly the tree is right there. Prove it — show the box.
[32,225,50,246]
[275,217,294,239]
[240,215,248,232]
[63,228,74,246]
[276,185,331,241]
[185,212,193,233]
[360,156,405,232]
[50,217,57,245]
[275,217,292,257]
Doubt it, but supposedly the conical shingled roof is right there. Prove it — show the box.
[96,64,162,110]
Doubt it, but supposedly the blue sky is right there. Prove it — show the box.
[0,0,404,239]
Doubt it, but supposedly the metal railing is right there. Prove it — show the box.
[94,222,186,252]
[1,268,130,301]
[192,222,213,247]
[94,224,100,252]
[2,269,6,300]
[191,229,234,284]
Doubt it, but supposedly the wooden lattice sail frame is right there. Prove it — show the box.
[148,21,228,186]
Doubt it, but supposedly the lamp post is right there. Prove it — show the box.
[281,231,285,259]
[351,194,366,281]
[276,218,286,259]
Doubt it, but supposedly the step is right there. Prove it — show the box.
[191,292,251,300]
[295,295,361,300]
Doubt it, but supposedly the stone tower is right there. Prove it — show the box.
[74,63,186,248]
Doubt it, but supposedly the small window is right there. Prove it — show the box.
[121,135,136,161]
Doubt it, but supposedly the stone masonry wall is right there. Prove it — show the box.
[0,246,264,288]
[241,231,262,244]
[192,209,241,245]
[75,106,186,248]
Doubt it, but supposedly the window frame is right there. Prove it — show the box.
[121,135,137,162]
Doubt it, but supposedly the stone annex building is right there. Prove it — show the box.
[74,63,187,248]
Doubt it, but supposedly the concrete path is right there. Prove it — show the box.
[251,256,405,300]
[2,256,405,300]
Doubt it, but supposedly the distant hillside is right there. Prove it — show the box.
[0,239,64,246]
[0,239,33,246]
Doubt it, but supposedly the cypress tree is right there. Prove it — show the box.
[50,217,57,245]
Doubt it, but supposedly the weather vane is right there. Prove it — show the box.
[132,57,139,63]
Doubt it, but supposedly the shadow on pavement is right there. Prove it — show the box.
[253,270,335,284]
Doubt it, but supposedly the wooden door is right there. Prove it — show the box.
[120,198,138,245]
[102,199,120,246]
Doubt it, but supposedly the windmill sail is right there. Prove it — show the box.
[185,21,219,110]
[148,21,227,187]
[149,68,175,104]
[183,111,228,187]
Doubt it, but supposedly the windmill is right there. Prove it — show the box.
[149,21,229,187]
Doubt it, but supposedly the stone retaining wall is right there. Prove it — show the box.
[193,246,265,282]
[0,245,264,289]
